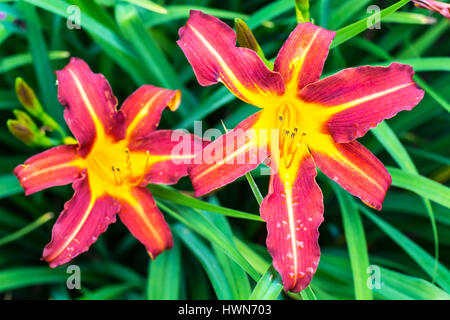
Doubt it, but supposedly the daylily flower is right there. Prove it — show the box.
[413,0,450,19]
[177,11,424,292]
[14,58,204,267]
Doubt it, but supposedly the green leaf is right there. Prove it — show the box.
[249,265,283,300]
[149,184,263,222]
[19,2,63,126]
[332,0,411,48]
[115,4,194,116]
[0,212,53,247]
[234,237,270,275]
[382,12,437,25]
[370,57,450,72]
[144,5,249,27]
[397,19,450,58]
[203,202,252,299]
[0,51,70,73]
[176,87,234,129]
[24,0,132,55]
[0,174,22,200]
[245,172,263,205]
[374,267,450,300]
[299,286,317,300]
[361,206,450,292]
[174,223,233,300]
[157,201,260,281]
[0,267,68,293]
[246,0,293,29]
[330,0,372,29]
[79,283,136,300]
[388,166,450,208]
[332,185,373,300]
[372,122,439,276]
[122,0,167,14]
[147,237,181,300]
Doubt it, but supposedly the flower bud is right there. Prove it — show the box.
[7,119,36,146]
[234,18,274,69]
[15,77,43,117]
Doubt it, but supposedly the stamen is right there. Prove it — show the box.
[135,151,150,186]
[125,148,132,179]
[112,166,119,185]
[116,168,122,184]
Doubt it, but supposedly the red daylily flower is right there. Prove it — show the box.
[177,11,424,292]
[413,0,450,19]
[14,58,205,267]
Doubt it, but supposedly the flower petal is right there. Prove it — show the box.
[261,143,324,293]
[57,58,120,156]
[177,10,284,106]
[300,63,424,143]
[14,145,82,196]
[117,187,173,259]
[308,134,391,210]
[189,112,268,197]
[274,22,335,93]
[120,85,181,140]
[42,176,119,267]
[128,130,207,185]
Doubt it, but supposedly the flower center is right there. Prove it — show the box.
[83,138,151,196]
[110,148,150,186]
[276,104,306,169]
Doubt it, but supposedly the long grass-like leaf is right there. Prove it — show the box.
[388,166,450,208]
[332,185,373,300]
[149,185,263,222]
[0,212,53,247]
[248,265,283,300]
[361,206,450,292]
[332,0,411,48]
[174,223,233,300]
[147,237,181,300]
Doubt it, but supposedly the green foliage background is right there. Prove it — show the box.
[0,0,449,300]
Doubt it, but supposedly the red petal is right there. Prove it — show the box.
[274,22,335,93]
[128,130,207,185]
[309,135,391,210]
[118,187,173,258]
[120,85,181,140]
[261,144,324,293]
[177,10,284,106]
[14,145,82,196]
[57,58,121,156]
[42,176,119,267]
[189,112,268,197]
[300,63,424,143]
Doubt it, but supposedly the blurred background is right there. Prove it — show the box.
[0,0,449,300]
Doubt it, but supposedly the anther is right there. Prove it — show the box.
[112,166,119,185]
[116,168,122,184]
